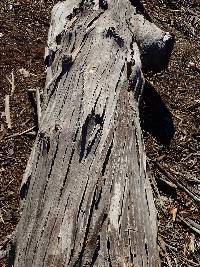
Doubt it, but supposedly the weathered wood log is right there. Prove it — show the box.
[12,1,174,266]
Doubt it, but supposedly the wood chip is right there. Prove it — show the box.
[0,124,6,142]
[170,207,178,222]
[189,234,195,253]
[5,95,11,129]
[0,209,4,224]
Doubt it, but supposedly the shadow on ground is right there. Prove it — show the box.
[140,82,175,146]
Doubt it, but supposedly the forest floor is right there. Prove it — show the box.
[0,0,199,266]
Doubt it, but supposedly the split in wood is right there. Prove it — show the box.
[27,88,42,128]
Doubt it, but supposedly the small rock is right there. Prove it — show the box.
[188,61,196,69]
[8,148,14,156]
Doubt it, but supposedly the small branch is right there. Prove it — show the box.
[0,179,14,193]
[5,95,11,129]
[6,71,15,96]
[0,233,13,260]
[5,126,36,140]
[0,234,12,248]
[181,256,200,267]
[11,71,15,96]
[179,216,200,235]
[152,161,200,203]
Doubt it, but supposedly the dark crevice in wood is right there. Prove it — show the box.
[44,50,56,67]
[101,140,113,176]
[20,175,31,199]
[72,189,97,266]
[90,235,100,266]
[87,11,104,29]
[129,0,152,21]
[118,175,127,226]
[41,135,51,155]
[115,62,126,92]
[27,90,38,130]
[31,209,51,265]
[57,72,79,117]
[104,27,125,48]
[66,0,86,21]
[76,177,89,222]
[94,186,102,210]
[145,188,151,216]
[80,112,104,161]
[49,196,70,265]
[43,140,59,197]
[107,237,112,267]
[145,242,149,264]
[48,55,73,100]
[56,32,63,45]
[41,215,58,267]
[130,246,134,263]
[99,0,108,10]
[85,128,101,158]
[59,147,75,198]
[8,240,16,267]
[80,114,93,162]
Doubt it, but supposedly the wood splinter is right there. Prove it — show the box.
[5,95,11,129]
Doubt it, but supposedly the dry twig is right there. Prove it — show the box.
[153,161,200,203]
[179,216,200,235]
[6,71,15,96]
[5,95,11,129]
[5,126,36,140]
[11,71,15,96]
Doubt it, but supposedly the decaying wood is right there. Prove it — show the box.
[12,0,174,266]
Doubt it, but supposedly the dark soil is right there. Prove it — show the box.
[0,0,199,266]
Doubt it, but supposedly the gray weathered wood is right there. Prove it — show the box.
[12,1,174,266]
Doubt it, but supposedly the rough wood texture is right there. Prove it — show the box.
[13,0,174,266]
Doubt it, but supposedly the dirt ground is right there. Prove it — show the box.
[0,0,199,266]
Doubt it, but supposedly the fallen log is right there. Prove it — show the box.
[11,0,174,266]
